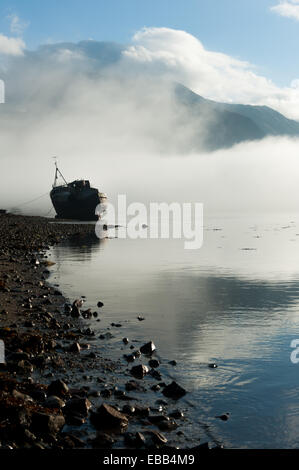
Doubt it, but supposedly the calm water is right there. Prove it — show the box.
[49,213,299,448]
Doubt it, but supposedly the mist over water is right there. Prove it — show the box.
[2,137,299,217]
[0,30,299,215]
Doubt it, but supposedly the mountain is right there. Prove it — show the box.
[175,84,299,151]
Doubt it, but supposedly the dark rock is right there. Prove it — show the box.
[90,403,128,429]
[148,415,169,424]
[134,405,150,417]
[69,342,81,353]
[158,420,178,431]
[101,389,113,398]
[162,381,187,399]
[151,384,161,392]
[122,405,135,415]
[149,359,160,368]
[216,413,230,421]
[91,432,114,448]
[208,363,218,368]
[124,353,136,363]
[83,328,94,336]
[30,390,47,402]
[168,360,177,366]
[44,396,65,409]
[149,369,162,381]
[137,316,145,321]
[97,301,104,308]
[122,338,129,345]
[148,430,167,446]
[169,410,184,419]
[64,304,72,313]
[64,398,92,417]
[130,364,149,379]
[190,442,210,451]
[125,380,146,392]
[31,412,65,434]
[65,413,86,426]
[99,331,114,339]
[124,432,146,448]
[47,379,69,398]
[140,341,156,355]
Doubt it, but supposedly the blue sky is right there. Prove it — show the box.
[0,0,298,86]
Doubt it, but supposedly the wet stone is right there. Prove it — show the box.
[44,396,65,409]
[31,412,65,435]
[125,380,146,392]
[147,430,168,446]
[149,359,160,368]
[124,432,146,448]
[90,403,129,429]
[169,410,184,419]
[47,379,69,398]
[140,341,156,356]
[64,398,92,417]
[130,364,149,379]
[162,381,187,400]
[69,342,81,353]
[91,432,114,448]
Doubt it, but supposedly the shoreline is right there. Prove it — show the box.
[0,213,211,451]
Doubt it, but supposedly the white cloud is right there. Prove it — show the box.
[7,14,29,35]
[122,27,299,119]
[271,1,299,21]
[0,33,25,55]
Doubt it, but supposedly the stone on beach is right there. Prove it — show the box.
[162,381,187,399]
[47,379,69,398]
[31,412,65,434]
[140,341,156,356]
[130,364,149,379]
[90,403,128,429]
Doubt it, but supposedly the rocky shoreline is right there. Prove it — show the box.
[0,213,211,451]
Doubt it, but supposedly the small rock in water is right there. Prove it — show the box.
[69,342,81,353]
[123,337,129,345]
[162,381,187,399]
[216,412,230,421]
[97,301,104,308]
[208,363,218,368]
[140,341,156,355]
[149,359,160,368]
[147,430,168,446]
[168,360,177,366]
[130,364,149,379]
[169,409,184,419]
[137,316,145,321]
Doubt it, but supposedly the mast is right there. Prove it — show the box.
[53,157,68,188]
